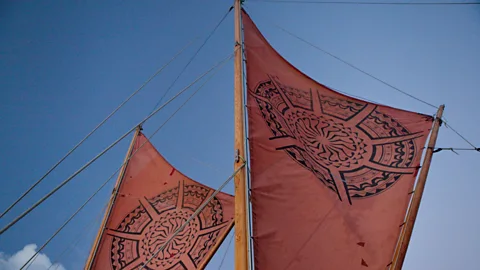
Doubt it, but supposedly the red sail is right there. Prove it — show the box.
[242,10,434,269]
[89,132,234,270]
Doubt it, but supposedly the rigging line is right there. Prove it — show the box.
[20,62,227,270]
[19,170,119,270]
[433,147,479,155]
[140,162,246,270]
[217,233,235,270]
[0,51,235,236]
[46,202,108,270]
[249,0,480,5]
[273,23,439,109]
[149,6,233,113]
[441,118,477,149]
[0,38,197,220]
[435,147,479,151]
[330,85,377,104]
[187,156,225,175]
[240,21,257,270]
[240,29,256,270]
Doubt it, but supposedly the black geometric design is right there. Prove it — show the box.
[251,75,432,204]
[108,180,230,269]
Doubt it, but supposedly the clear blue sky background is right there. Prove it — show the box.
[1,0,479,269]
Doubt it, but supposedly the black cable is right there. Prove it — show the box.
[150,6,233,113]
[249,0,480,5]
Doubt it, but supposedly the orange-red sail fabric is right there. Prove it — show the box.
[89,132,234,270]
[242,10,434,269]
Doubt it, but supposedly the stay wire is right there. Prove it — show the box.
[0,52,234,236]
[218,233,235,270]
[0,38,197,220]
[273,23,439,109]
[139,162,245,270]
[249,0,480,5]
[20,58,229,270]
[441,118,477,149]
[239,22,256,270]
[149,6,233,113]
[46,202,108,270]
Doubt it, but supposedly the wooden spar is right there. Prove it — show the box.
[233,0,249,269]
[83,125,142,270]
[198,222,235,270]
[392,105,445,270]
[390,211,408,268]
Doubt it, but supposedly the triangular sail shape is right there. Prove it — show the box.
[88,132,234,270]
[242,10,434,269]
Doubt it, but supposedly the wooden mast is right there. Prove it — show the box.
[392,105,445,270]
[83,125,142,270]
[233,0,249,269]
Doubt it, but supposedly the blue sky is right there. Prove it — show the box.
[0,0,479,269]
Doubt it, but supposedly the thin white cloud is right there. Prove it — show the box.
[0,244,66,270]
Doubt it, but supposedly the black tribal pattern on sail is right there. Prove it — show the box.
[251,75,432,204]
[107,180,230,270]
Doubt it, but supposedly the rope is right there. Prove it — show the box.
[0,38,196,220]
[273,23,438,109]
[21,59,229,270]
[140,162,246,270]
[442,118,477,149]
[20,184,110,270]
[249,0,480,5]
[46,203,107,270]
[0,52,234,236]
[217,233,235,270]
[150,6,233,113]
[240,18,255,270]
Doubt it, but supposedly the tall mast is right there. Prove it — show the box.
[83,125,142,270]
[233,0,249,269]
[392,105,445,270]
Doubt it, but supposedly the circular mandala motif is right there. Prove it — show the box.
[108,183,230,270]
[140,209,199,268]
[294,116,367,169]
[252,75,430,203]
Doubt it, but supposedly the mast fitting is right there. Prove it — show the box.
[235,149,240,163]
